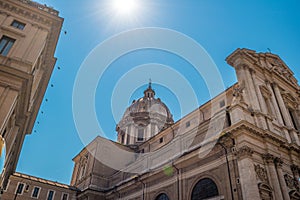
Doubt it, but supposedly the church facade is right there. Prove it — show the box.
[69,49,300,200]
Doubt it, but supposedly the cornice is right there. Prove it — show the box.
[0,0,60,27]
[228,121,300,154]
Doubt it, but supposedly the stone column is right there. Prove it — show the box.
[273,84,293,127]
[272,83,297,143]
[251,70,268,129]
[274,158,290,200]
[237,146,260,200]
[266,81,284,125]
[244,67,261,111]
[263,154,284,200]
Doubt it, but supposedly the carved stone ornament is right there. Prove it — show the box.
[284,174,296,189]
[237,146,253,159]
[262,153,275,164]
[255,164,268,183]
[274,157,283,168]
[267,58,298,86]
[291,164,300,176]
[232,81,245,104]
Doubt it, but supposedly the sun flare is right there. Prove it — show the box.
[112,0,139,16]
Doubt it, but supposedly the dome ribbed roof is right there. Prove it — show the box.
[118,83,174,128]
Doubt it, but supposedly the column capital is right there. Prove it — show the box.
[262,153,275,164]
[291,164,300,174]
[237,145,253,159]
[274,157,284,168]
[271,82,278,88]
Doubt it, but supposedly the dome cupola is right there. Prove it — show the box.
[116,82,174,145]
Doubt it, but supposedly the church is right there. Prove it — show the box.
[2,48,300,200]
[68,48,300,200]
[1,1,300,200]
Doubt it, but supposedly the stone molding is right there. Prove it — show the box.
[262,153,275,164]
[237,145,253,159]
[0,0,57,26]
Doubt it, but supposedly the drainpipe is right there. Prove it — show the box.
[218,142,234,200]
[135,176,145,200]
[140,178,146,200]
[172,162,180,200]
[113,186,121,199]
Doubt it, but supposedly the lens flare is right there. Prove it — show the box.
[112,0,139,15]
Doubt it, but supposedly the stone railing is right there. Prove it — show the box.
[18,0,59,16]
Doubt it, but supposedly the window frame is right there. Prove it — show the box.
[11,20,26,30]
[31,186,41,199]
[155,193,170,200]
[15,182,25,195]
[47,190,55,200]
[191,178,219,200]
[61,193,69,200]
[137,128,144,142]
[3,180,10,192]
[185,121,190,128]
[159,137,164,143]
[0,35,15,56]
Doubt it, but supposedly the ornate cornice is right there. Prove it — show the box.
[17,0,59,16]
[0,0,60,26]
[228,121,300,154]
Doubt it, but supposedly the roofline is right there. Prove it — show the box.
[13,172,79,191]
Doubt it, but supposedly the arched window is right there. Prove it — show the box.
[155,193,170,200]
[191,178,219,200]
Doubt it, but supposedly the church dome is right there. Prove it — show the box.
[117,83,174,145]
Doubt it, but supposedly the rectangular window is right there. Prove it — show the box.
[289,109,298,130]
[186,121,190,128]
[16,183,24,194]
[47,190,55,200]
[31,187,40,198]
[0,36,15,56]
[220,100,225,108]
[137,129,144,141]
[121,134,125,144]
[126,134,130,144]
[159,137,164,143]
[11,20,25,30]
[62,193,69,200]
[226,111,232,127]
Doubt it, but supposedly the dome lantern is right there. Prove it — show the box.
[117,83,174,145]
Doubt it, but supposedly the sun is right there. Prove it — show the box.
[112,0,139,16]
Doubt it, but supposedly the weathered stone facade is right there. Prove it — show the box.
[70,49,300,199]
[0,0,63,194]
[1,172,77,200]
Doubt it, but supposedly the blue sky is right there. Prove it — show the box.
[15,0,300,184]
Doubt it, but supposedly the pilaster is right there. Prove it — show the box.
[237,146,260,200]
[274,158,290,200]
[263,153,284,200]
